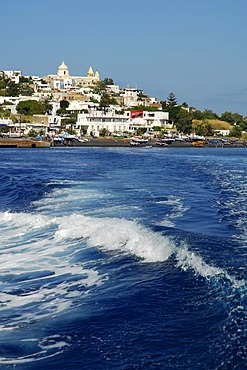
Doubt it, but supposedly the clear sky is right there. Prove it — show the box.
[1,0,247,116]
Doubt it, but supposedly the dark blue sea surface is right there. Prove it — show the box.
[0,147,246,369]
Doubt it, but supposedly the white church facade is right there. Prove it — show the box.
[44,61,100,90]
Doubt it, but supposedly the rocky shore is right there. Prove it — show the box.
[0,137,246,148]
[52,137,247,148]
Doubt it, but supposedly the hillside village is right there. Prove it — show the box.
[0,61,247,141]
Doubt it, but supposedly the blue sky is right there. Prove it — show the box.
[1,0,247,116]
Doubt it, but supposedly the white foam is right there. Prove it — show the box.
[54,213,246,287]
[0,209,245,333]
[55,214,175,263]
[155,196,190,227]
[176,243,223,277]
[175,243,245,288]
[0,211,105,330]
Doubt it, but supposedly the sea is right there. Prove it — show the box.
[0,146,246,370]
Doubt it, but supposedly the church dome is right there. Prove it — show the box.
[58,61,68,70]
[57,61,69,77]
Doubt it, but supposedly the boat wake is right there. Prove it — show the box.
[0,198,246,365]
[1,209,245,325]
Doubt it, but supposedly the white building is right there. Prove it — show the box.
[76,109,171,136]
[32,114,62,131]
[67,100,99,113]
[214,129,230,136]
[44,61,100,90]
[106,84,120,94]
[76,109,130,136]
[121,87,142,107]
[0,96,41,115]
[1,70,22,84]
[0,118,13,126]
[128,111,171,132]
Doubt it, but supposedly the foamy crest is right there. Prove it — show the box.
[0,212,105,331]
[0,209,245,334]
[55,214,175,263]
[176,243,223,277]
[176,243,245,288]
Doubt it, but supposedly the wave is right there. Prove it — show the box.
[54,214,174,263]
[1,211,244,289]
[1,209,245,365]
[0,211,105,331]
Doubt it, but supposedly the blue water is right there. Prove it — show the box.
[0,147,246,369]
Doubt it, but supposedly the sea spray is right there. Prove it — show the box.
[55,214,175,263]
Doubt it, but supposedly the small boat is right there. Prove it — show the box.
[129,136,150,146]
[191,140,206,147]
[52,135,89,147]
[155,140,168,147]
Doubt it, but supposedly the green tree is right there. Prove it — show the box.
[152,126,162,132]
[0,76,34,97]
[6,82,19,96]
[220,111,235,124]
[103,78,114,85]
[175,109,192,133]
[204,122,214,136]
[16,100,47,115]
[100,92,111,112]
[136,127,147,136]
[221,111,243,124]
[191,109,204,120]
[18,83,34,96]
[99,128,110,137]
[161,92,180,122]
[92,80,107,94]
[230,125,242,137]
[166,92,178,107]
[239,120,247,131]
[28,129,39,137]
[0,125,9,133]
[194,123,206,136]
[60,99,69,109]
[202,109,219,120]
[43,98,52,114]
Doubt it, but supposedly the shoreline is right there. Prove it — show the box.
[1,137,246,148]
[51,137,247,148]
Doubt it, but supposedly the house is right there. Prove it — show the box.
[128,110,172,133]
[213,129,230,136]
[1,70,22,84]
[32,114,61,130]
[76,109,130,136]
[76,109,171,136]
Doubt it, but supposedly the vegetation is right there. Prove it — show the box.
[99,92,118,111]
[16,99,52,115]
[127,105,159,112]
[103,78,114,85]
[1,70,247,139]
[136,127,147,136]
[0,125,9,133]
[57,99,69,115]
[99,128,110,137]
[161,92,247,137]
[0,75,34,96]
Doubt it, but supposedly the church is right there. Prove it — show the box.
[44,61,100,90]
